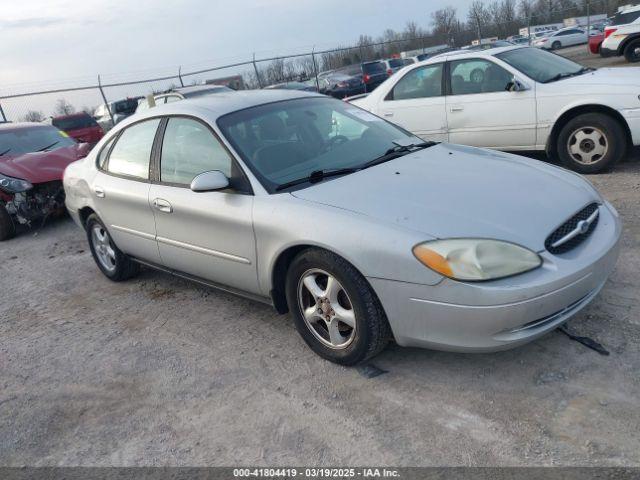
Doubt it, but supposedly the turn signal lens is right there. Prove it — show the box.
[413,239,542,281]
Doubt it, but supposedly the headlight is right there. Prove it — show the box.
[0,173,33,193]
[413,239,542,281]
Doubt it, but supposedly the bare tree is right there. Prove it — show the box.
[22,110,45,122]
[431,7,459,44]
[468,1,491,41]
[53,98,75,116]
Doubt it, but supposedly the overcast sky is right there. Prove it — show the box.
[0,0,475,116]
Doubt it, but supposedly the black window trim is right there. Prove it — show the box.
[151,114,254,195]
[384,62,445,101]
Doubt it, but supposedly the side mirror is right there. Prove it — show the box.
[507,77,530,92]
[190,170,230,192]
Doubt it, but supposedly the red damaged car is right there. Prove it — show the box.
[50,112,104,146]
[0,122,91,240]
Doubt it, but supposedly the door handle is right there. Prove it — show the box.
[383,112,394,117]
[94,186,105,198]
[450,106,464,112]
[152,198,173,213]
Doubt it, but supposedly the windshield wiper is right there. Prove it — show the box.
[0,148,10,156]
[544,67,594,83]
[275,167,358,191]
[360,141,437,170]
[36,141,60,152]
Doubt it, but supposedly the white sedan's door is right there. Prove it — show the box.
[446,58,537,150]
[373,63,448,142]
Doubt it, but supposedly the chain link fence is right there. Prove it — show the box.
[0,0,618,127]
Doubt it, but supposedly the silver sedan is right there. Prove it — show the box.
[63,90,621,365]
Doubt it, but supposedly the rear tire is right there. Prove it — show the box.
[624,39,640,63]
[0,202,16,241]
[556,113,626,174]
[86,213,140,281]
[285,248,391,365]
[552,41,561,50]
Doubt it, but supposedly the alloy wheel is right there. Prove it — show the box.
[567,126,608,165]
[297,268,356,349]
[91,224,117,273]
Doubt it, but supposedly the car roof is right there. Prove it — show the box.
[52,112,90,120]
[172,84,231,96]
[0,122,50,132]
[429,45,523,62]
[128,89,323,123]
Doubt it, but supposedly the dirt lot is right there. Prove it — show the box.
[1,51,640,467]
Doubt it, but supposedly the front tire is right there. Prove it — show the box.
[0,202,16,241]
[624,39,640,63]
[285,248,391,365]
[552,41,561,50]
[86,214,140,281]
[556,113,626,173]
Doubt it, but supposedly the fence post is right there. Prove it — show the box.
[527,15,532,45]
[0,102,6,122]
[311,47,320,92]
[586,1,591,39]
[97,75,115,128]
[252,53,263,89]
[178,66,184,87]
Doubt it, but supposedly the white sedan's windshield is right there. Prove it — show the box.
[496,47,586,83]
[218,97,419,192]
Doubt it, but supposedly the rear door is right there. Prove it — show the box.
[445,58,537,149]
[92,118,162,263]
[148,116,259,293]
[376,62,448,142]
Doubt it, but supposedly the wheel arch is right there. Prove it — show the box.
[78,206,97,229]
[619,33,640,55]
[546,104,632,157]
[269,243,373,315]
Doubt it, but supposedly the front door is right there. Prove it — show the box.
[148,117,259,294]
[375,62,448,142]
[446,58,537,150]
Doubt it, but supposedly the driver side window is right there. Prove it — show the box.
[450,59,512,95]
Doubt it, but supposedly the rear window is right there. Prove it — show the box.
[362,62,386,74]
[611,10,640,26]
[388,59,404,68]
[113,99,139,115]
[52,115,98,131]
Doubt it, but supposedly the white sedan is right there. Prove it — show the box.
[533,28,588,50]
[350,46,640,173]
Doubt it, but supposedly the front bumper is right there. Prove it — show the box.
[368,203,621,352]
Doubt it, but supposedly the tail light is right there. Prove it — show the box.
[387,69,393,76]
[604,28,617,38]
[363,74,370,83]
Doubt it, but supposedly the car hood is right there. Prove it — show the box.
[0,144,89,183]
[559,67,640,87]
[291,144,600,252]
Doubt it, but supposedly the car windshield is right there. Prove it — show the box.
[113,99,139,115]
[496,47,586,83]
[0,126,76,155]
[52,115,98,131]
[217,97,420,192]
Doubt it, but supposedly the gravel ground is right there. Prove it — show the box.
[1,52,639,467]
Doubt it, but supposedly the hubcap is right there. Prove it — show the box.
[297,269,356,349]
[91,224,116,273]
[567,126,608,165]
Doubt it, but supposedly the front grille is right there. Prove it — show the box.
[545,203,599,255]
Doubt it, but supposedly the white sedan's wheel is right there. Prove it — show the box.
[556,113,626,173]
[567,126,609,165]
